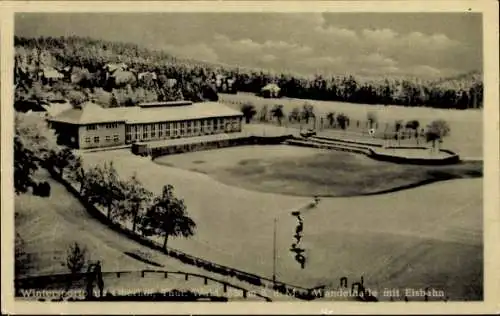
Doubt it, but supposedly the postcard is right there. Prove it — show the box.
[1,1,499,314]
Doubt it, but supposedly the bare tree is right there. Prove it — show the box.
[288,107,300,123]
[258,105,269,122]
[270,104,285,126]
[66,242,88,274]
[366,111,378,129]
[394,120,404,145]
[118,174,154,232]
[425,119,451,151]
[336,113,349,131]
[240,102,257,123]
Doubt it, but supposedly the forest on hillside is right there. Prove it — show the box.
[14,36,483,109]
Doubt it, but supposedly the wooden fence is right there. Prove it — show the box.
[15,269,272,301]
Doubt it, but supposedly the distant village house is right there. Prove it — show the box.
[260,83,281,98]
[40,67,65,85]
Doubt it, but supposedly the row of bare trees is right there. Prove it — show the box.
[241,102,318,126]
[240,102,451,149]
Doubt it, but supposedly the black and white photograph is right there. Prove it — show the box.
[2,1,499,314]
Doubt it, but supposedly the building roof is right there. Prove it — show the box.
[103,63,128,72]
[42,67,64,79]
[41,100,73,117]
[138,101,193,108]
[49,101,126,125]
[110,101,243,124]
[138,72,157,81]
[165,78,178,88]
[49,101,243,125]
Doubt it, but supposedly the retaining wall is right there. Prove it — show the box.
[284,139,372,156]
[311,135,384,148]
[369,147,460,165]
[286,137,460,166]
[147,135,294,159]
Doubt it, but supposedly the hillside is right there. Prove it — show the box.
[430,71,483,90]
[14,36,483,110]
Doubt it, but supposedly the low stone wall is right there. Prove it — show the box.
[369,147,460,165]
[148,135,294,159]
[311,135,384,148]
[285,139,372,156]
[285,138,460,166]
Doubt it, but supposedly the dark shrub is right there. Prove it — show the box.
[247,276,262,286]
[212,266,224,274]
[32,183,41,196]
[236,273,246,281]
[33,181,51,197]
[336,113,349,130]
[405,119,420,130]
[184,257,195,265]
[205,264,215,272]
[38,179,51,193]
[199,261,209,269]
[296,291,313,300]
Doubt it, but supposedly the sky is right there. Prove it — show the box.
[15,12,482,79]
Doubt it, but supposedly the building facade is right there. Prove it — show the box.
[125,116,242,144]
[78,122,126,149]
[48,101,243,149]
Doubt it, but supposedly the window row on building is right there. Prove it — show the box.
[125,117,241,143]
[86,122,121,131]
[85,134,120,144]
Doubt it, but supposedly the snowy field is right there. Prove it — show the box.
[81,148,483,301]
